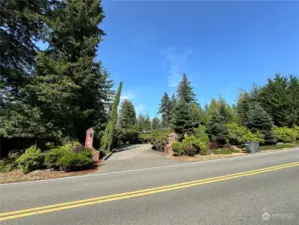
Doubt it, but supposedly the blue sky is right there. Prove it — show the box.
[98,1,299,118]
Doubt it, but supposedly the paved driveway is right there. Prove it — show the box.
[97,144,180,173]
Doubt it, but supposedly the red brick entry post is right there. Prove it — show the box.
[85,128,100,162]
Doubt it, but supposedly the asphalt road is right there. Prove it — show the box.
[1,149,299,225]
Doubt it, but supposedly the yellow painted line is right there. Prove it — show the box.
[1,161,297,217]
[0,162,298,221]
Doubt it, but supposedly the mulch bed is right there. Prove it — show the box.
[0,161,101,184]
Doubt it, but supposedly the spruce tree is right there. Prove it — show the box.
[136,114,146,132]
[119,100,137,129]
[25,0,112,141]
[246,102,274,131]
[151,117,161,130]
[101,82,122,151]
[246,102,275,144]
[177,73,196,103]
[0,0,48,100]
[172,100,194,136]
[158,93,171,128]
[206,112,228,145]
[144,114,151,131]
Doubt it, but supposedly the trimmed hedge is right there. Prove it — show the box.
[57,151,92,172]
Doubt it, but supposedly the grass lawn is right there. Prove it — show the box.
[260,143,299,151]
[211,148,240,154]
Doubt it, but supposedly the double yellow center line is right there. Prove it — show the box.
[1,162,299,221]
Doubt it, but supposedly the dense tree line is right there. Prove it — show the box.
[158,73,299,146]
[0,0,113,155]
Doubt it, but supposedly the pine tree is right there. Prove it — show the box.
[236,90,254,125]
[177,73,196,103]
[246,102,276,144]
[136,114,146,132]
[101,82,122,151]
[206,112,228,145]
[190,103,208,126]
[0,0,48,101]
[144,114,151,131]
[207,98,218,120]
[158,93,171,128]
[172,100,194,136]
[119,99,137,129]
[246,102,274,131]
[24,0,113,141]
[257,74,299,127]
[151,117,161,130]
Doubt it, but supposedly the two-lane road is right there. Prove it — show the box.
[1,149,299,225]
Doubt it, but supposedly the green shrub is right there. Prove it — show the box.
[199,148,210,155]
[194,125,209,147]
[184,145,198,156]
[172,141,184,155]
[273,127,297,143]
[79,149,92,159]
[150,129,172,151]
[138,133,151,143]
[182,135,208,152]
[45,147,68,170]
[16,146,44,174]
[57,152,92,172]
[226,123,264,145]
[0,151,21,172]
[294,126,299,140]
[45,142,92,170]
[117,128,139,144]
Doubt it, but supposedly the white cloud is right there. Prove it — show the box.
[120,91,135,101]
[161,47,194,87]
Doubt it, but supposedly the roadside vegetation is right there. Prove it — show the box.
[1,0,299,180]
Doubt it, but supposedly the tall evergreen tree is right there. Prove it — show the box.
[151,117,161,130]
[23,0,113,141]
[158,93,171,128]
[246,102,274,131]
[119,99,136,129]
[172,100,194,136]
[190,103,208,125]
[101,82,122,151]
[136,113,146,132]
[257,74,299,127]
[144,114,151,131]
[177,73,196,103]
[169,94,177,115]
[0,0,48,101]
[207,98,218,120]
